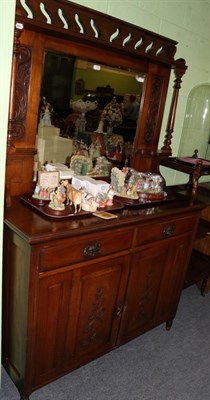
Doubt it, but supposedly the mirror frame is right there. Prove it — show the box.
[6,0,187,202]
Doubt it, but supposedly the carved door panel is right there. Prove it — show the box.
[118,242,167,344]
[71,255,130,366]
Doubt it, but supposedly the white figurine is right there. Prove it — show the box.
[42,104,52,126]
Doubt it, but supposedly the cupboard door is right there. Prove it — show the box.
[118,242,167,344]
[118,234,192,345]
[33,255,130,387]
[71,256,129,367]
[33,270,75,387]
[154,234,193,325]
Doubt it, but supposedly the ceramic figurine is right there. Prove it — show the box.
[81,192,98,212]
[61,180,82,214]
[49,185,66,210]
[42,104,52,126]
[106,186,115,205]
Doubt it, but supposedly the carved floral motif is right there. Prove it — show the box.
[8,41,32,145]
[144,75,164,144]
[82,287,105,347]
[15,45,31,141]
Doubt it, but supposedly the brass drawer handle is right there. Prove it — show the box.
[84,243,101,257]
[163,225,176,237]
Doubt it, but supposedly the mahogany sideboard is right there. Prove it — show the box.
[2,191,204,400]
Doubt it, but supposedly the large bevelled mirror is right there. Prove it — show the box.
[37,50,146,166]
[40,52,145,122]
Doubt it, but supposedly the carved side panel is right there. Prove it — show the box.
[14,44,32,141]
[9,44,32,143]
[143,75,164,144]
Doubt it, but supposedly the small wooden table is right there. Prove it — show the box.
[161,156,210,196]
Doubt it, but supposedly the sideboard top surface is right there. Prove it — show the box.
[4,190,204,245]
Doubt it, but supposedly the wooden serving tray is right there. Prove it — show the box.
[114,191,174,206]
[20,194,124,219]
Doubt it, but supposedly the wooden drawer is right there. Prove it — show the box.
[135,215,196,246]
[38,228,133,271]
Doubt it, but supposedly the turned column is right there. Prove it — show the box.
[161,59,187,156]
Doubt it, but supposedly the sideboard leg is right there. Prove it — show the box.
[166,319,173,330]
[200,278,208,296]
[20,394,30,400]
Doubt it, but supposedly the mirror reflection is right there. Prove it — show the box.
[36,50,146,174]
